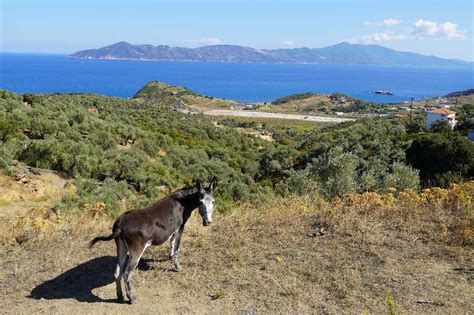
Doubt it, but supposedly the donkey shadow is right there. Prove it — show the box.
[29,255,160,303]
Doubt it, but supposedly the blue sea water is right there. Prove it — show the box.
[0,53,473,103]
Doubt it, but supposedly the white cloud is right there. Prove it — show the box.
[383,18,402,26]
[280,40,294,46]
[185,38,221,45]
[410,19,465,39]
[353,19,466,44]
[364,18,401,27]
[349,32,407,44]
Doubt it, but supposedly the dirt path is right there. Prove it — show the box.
[203,109,354,123]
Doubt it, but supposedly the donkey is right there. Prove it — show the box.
[89,178,217,304]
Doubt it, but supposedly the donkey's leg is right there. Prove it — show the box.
[124,238,150,304]
[114,237,127,302]
[172,226,184,272]
[169,233,176,259]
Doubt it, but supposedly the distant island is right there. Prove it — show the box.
[70,41,472,68]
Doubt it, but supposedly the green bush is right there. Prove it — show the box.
[430,119,452,133]
[407,133,474,187]
[57,177,149,215]
[311,146,358,199]
[384,162,420,192]
[359,158,387,192]
[276,168,319,198]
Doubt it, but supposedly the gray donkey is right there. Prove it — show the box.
[89,178,217,304]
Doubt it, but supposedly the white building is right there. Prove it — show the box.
[426,109,456,130]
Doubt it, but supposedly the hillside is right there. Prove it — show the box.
[443,88,474,105]
[1,178,472,313]
[445,88,474,98]
[132,81,385,119]
[132,81,239,109]
[264,88,474,121]
[0,85,472,313]
[132,81,397,117]
[1,83,472,199]
[268,91,390,115]
[412,88,474,110]
[70,42,472,67]
[0,163,68,218]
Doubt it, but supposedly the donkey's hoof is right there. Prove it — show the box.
[117,295,125,303]
[128,296,136,304]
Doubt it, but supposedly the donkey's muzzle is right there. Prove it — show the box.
[203,220,211,226]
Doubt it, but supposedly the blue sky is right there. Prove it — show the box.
[1,0,473,60]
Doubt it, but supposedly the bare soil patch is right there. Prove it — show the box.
[204,109,354,123]
[0,165,67,218]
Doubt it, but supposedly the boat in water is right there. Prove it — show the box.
[369,90,394,96]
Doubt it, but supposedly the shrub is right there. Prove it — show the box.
[359,158,387,192]
[384,162,420,192]
[310,146,358,199]
[430,119,452,133]
[407,133,474,187]
[276,168,319,199]
[57,177,136,216]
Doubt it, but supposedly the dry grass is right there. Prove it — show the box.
[0,182,473,314]
[138,81,239,109]
[0,167,68,218]
[265,94,332,113]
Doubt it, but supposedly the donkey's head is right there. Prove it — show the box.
[196,177,217,226]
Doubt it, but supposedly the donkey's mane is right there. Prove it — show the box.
[169,185,198,199]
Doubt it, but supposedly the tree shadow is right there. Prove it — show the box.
[29,255,155,303]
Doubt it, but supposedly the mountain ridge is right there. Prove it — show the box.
[70,41,472,67]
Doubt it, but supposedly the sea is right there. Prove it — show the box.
[1,53,473,103]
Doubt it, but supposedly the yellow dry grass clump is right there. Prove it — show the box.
[0,202,110,246]
[335,182,474,245]
[218,181,473,252]
[1,181,472,247]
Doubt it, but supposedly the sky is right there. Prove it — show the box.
[1,0,473,61]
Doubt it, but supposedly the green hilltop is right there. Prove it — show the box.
[133,81,239,109]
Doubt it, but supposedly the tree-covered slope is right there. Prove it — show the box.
[1,83,472,215]
[0,90,272,210]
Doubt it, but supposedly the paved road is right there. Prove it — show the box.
[204,109,355,123]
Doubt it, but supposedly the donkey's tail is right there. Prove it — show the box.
[89,227,121,248]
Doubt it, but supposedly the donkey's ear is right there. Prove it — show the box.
[208,176,218,192]
[196,179,203,192]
